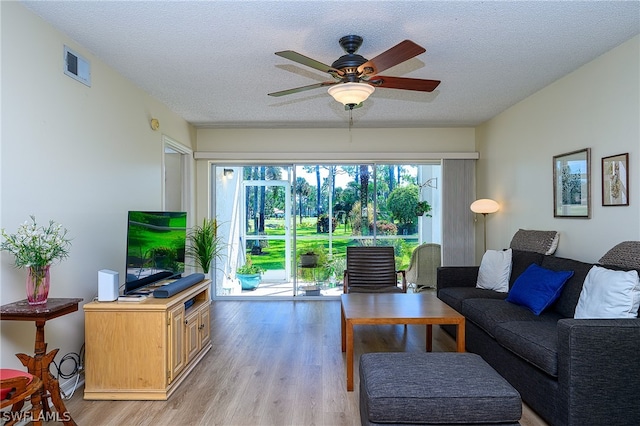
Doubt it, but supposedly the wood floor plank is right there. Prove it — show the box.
[65,299,547,425]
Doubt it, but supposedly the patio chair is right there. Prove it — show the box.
[405,243,441,292]
[343,246,407,293]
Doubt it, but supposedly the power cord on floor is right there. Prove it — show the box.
[50,343,85,399]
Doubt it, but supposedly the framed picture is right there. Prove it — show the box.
[602,153,629,206]
[553,148,591,218]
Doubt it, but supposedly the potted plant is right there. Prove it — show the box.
[415,201,433,217]
[327,257,346,288]
[185,217,224,276]
[298,244,325,268]
[236,255,264,291]
[298,245,331,292]
[300,251,319,267]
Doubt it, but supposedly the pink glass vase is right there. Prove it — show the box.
[26,265,50,305]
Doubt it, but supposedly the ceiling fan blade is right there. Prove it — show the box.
[358,40,426,76]
[367,76,441,92]
[268,81,337,97]
[275,51,343,76]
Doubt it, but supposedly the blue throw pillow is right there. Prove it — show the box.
[506,264,574,315]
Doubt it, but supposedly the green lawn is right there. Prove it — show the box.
[245,217,418,276]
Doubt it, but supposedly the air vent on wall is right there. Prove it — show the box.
[64,45,91,87]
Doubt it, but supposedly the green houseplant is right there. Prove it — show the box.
[415,201,432,217]
[297,244,331,285]
[236,255,263,291]
[299,249,320,267]
[185,218,224,275]
[298,244,327,267]
[1,215,71,305]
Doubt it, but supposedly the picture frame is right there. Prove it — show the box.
[553,148,591,218]
[602,153,629,206]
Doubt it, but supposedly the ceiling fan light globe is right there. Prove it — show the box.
[327,83,375,106]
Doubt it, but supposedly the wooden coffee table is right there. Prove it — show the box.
[341,292,465,391]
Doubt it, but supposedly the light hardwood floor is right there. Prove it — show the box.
[66,299,547,425]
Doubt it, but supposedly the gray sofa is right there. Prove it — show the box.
[437,249,640,426]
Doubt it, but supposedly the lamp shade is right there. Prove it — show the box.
[470,199,500,214]
[327,82,375,106]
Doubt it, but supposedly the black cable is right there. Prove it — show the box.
[49,343,85,399]
[50,348,81,378]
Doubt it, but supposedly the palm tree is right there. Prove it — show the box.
[295,177,312,224]
[359,164,370,235]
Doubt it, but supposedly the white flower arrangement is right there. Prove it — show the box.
[1,215,71,269]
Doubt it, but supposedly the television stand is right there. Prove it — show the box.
[83,279,211,400]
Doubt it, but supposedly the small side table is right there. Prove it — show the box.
[1,298,82,426]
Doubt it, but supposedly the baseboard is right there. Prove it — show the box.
[60,373,85,399]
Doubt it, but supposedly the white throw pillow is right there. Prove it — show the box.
[574,265,640,319]
[476,249,512,293]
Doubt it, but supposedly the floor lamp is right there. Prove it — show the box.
[470,199,500,252]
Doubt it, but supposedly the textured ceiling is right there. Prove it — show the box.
[21,1,640,129]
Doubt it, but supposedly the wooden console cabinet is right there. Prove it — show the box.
[83,279,212,400]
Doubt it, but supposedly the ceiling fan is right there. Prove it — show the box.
[268,35,441,110]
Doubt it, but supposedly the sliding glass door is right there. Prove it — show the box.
[212,163,441,298]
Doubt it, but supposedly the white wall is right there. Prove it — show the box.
[195,127,476,156]
[0,3,194,372]
[476,36,640,263]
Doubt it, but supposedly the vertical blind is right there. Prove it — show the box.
[442,159,476,266]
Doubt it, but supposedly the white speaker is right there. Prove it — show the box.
[98,269,119,302]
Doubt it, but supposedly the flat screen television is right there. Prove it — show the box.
[124,211,187,294]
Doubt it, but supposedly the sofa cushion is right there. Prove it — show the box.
[494,320,560,377]
[438,287,508,313]
[476,249,512,292]
[575,265,640,319]
[541,256,594,318]
[599,241,640,270]
[509,249,545,288]
[506,264,574,315]
[461,298,558,337]
[510,229,560,255]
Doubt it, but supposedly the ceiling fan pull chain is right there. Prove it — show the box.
[349,108,353,131]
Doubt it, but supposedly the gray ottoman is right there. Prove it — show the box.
[359,352,521,425]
